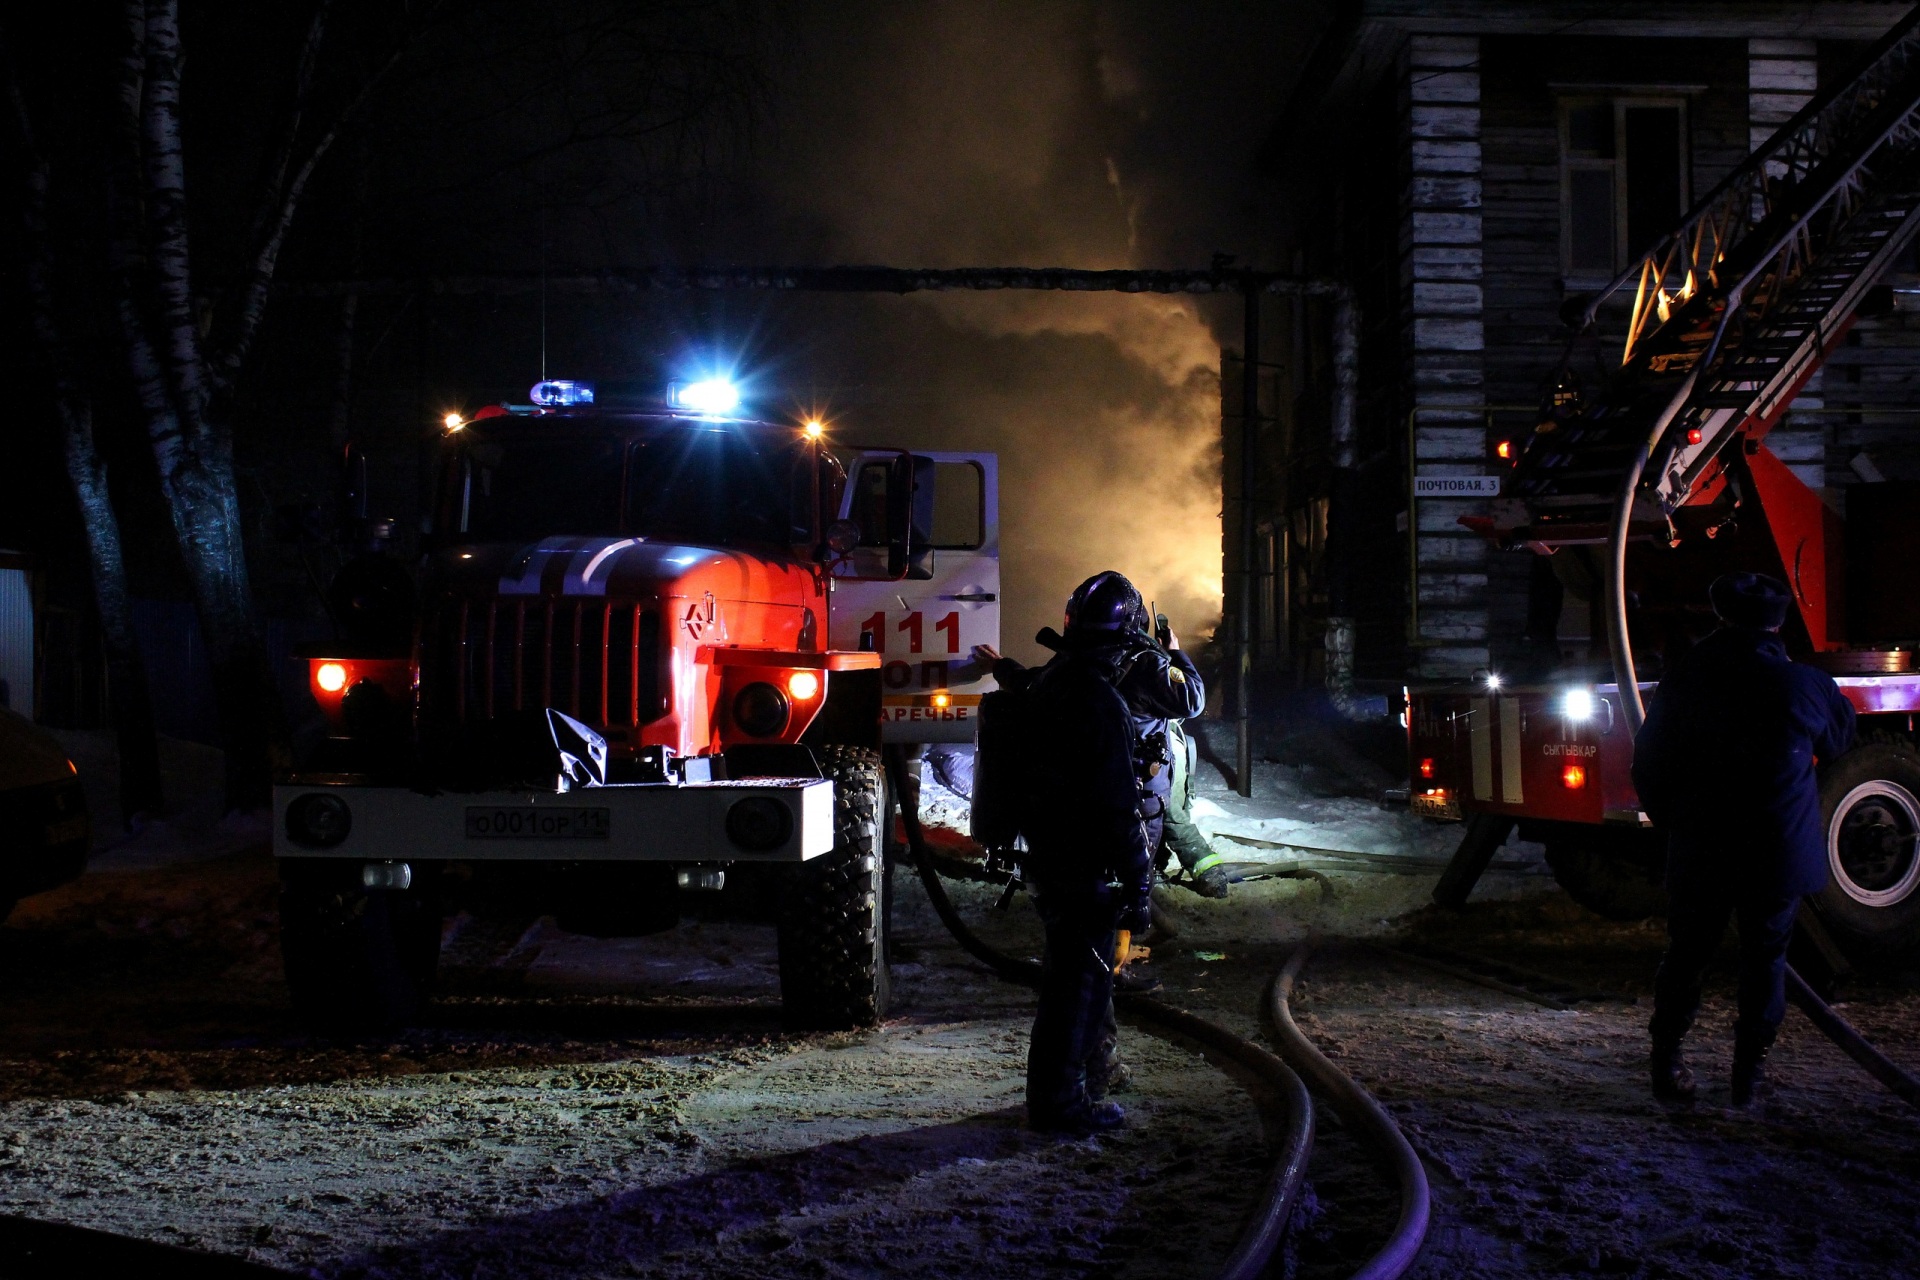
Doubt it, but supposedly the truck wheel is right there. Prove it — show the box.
[1544,833,1668,921]
[1811,744,1920,961]
[280,864,442,1032]
[777,744,891,1030]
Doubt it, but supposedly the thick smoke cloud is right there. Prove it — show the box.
[735,1,1305,662]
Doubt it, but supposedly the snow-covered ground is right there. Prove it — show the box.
[10,721,1913,1278]
[913,719,1552,949]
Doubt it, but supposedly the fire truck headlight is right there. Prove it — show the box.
[315,661,349,694]
[1484,673,1502,690]
[732,682,791,737]
[786,671,821,701]
[286,793,352,849]
[725,796,793,851]
[1562,688,1596,721]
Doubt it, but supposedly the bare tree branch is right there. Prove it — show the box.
[207,22,421,406]
[235,0,333,271]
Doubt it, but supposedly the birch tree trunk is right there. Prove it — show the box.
[5,37,166,820]
[117,0,286,810]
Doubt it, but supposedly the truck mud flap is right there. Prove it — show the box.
[1432,813,1516,908]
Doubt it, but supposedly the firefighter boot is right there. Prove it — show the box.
[1650,1034,1696,1103]
[1730,1027,1776,1107]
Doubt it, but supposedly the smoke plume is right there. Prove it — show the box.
[735,0,1302,662]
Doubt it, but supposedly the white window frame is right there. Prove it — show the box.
[1559,95,1691,284]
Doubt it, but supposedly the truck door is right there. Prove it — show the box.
[831,452,1000,744]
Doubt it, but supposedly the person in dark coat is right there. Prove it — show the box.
[1632,571,1856,1105]
[978,585,1218,894]
[1018,572,1156,1134]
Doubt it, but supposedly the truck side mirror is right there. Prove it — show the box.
[341,441,369,526]
[905,456,937,580]
[887,454,916,578]
[821,519,861,561]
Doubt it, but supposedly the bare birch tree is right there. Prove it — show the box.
[109,0,414,808]
[3,36,165,821]
[9,1,764,812]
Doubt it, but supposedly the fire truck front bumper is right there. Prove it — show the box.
[273,778,836,863]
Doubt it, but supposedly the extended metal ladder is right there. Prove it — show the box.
[1494,10,1920,551]
[1483,10,1920,728]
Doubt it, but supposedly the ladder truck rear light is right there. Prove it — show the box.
[1419,757,1436,779]
[1562,763,1588,790]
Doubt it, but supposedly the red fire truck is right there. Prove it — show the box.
[1409,17,1920,960]
[276,378,1000,1029]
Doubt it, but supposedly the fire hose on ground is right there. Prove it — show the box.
[1785,966,1920,1111]
[882,749,1429,1280]
[1269,945,1432,1280]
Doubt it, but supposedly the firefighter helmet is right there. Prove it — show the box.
[1064,571,1145,635]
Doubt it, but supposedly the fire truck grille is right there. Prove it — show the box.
[422,597,663,730]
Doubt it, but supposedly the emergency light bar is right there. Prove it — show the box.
[530,380,595,406]
[669,378,740,414]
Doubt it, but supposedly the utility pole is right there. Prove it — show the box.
[1236,279,1260,798]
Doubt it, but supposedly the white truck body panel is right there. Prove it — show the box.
[273,778,835,863]
[832,450,1001,744]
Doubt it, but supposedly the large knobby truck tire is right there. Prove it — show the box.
[777,744,891,1030]
[1811,743,1920,962]
[280,862,442,1032]
[1543,829,1669,921]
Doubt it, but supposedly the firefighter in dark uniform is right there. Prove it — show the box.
[1632,572,1856,1105]
[1116,606,1222,897]
[1019,572,1156,1134]
[978,590,1225,896]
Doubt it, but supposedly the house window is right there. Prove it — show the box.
[1560,98,1689,278]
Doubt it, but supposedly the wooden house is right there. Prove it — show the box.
[1239,1,1919,691]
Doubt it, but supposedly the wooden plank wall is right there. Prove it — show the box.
[1476,36,1749,668]
[1403,33,1492,679]
[1753,39,1830,491]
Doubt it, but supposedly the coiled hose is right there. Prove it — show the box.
[882,749,1313,1280]
[1269,945,1432,1280]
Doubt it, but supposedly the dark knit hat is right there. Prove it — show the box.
[1709,571,1791,631]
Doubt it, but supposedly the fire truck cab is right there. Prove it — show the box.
[274,381,999,1031]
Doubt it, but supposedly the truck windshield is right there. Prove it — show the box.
[627,429,799,547]
[460,435,626,541]
[453,425,804,547]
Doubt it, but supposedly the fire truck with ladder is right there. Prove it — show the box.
[1410,13,1920,964]
[277,375,999,1030]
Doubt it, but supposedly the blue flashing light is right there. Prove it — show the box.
[530,379,595,407]
[669,378,740,414]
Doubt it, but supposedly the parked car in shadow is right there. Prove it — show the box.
[0,707,89,921]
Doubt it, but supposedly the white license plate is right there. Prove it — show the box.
[464,807,610,839]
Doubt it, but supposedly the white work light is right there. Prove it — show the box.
[1562,688,1596,721]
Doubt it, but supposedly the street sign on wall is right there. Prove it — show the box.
[1413,475,1502,497]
